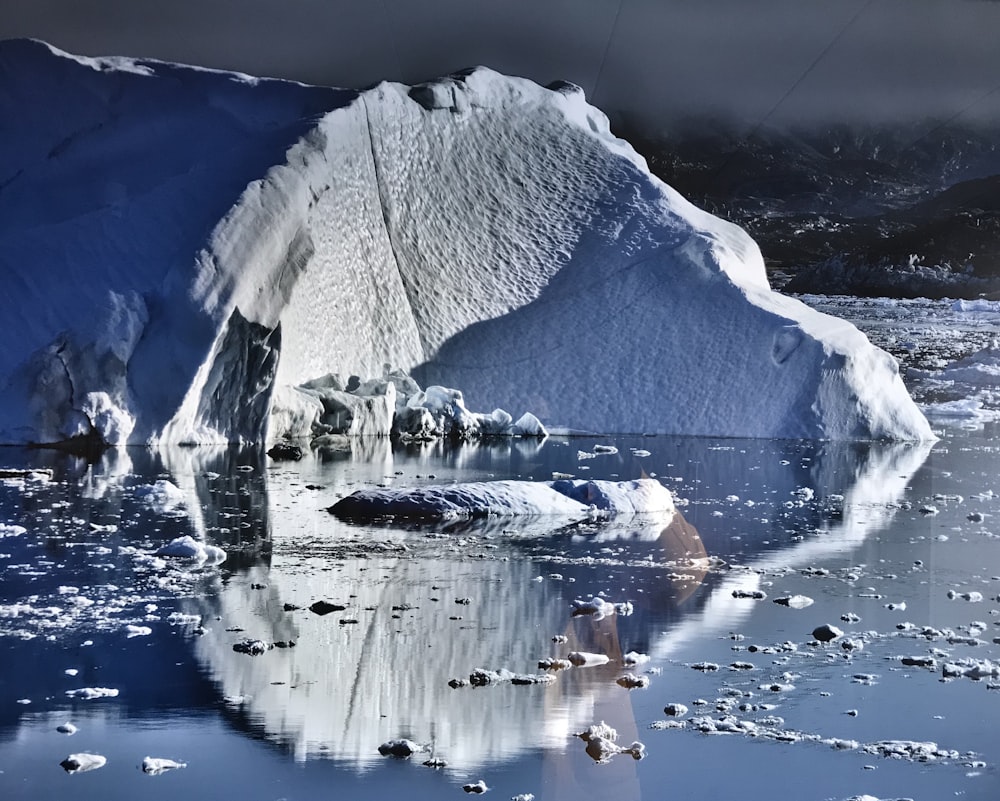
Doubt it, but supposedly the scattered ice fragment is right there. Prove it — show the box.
[900,656,937,668]
[567,651,610,667]
[232,639,270,656]
[154,535,226,565]
[379,739,423,757]
[622,651,649,666]
[0,523,27,537]
[691,662,719,672]
[537,658,572,671]
[142,757,187,775]
[135,480,186,515]
[65,687,118,700]
[64,668,78,677]
[57,722,77,735]
[16,698,30,704]
[884,601,906,611]
[812,624,844,643]
[571,596,632,619]
[60,753,106,773]
[920,505,939,516]
[967,511,985,522]
[732,589,767,600]
[422,757,448,768]
[463,780,489,793]
[616,673,650,689]
[663,703,688,717]
[773,595,814,609]
[511,795,535,801]
[126,624,152,638]
[841,612,861,623]
[468,668,555,686]
[309,600,347,615]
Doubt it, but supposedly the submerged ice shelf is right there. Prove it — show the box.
[0,39,932,445]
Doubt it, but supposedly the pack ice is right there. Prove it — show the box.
[0,39,933,445]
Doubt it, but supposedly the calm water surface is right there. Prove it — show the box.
[1,422,998,801]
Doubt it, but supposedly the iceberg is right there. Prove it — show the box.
[0,39,933,445]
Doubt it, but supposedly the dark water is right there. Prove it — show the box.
[1,420,998,801]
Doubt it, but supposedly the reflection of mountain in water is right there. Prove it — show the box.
[182,435,931,769]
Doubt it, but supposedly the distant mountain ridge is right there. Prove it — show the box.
[625,119,1000,298]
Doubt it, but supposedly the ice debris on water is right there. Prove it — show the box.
[773,595,814,609]
[812,624,844,642]
[732,589,767,600]
[60,753,106,773]
[378,739,424,757]
[616,673,650,689]
[537,657,572,671]
[57,722,77,735]
[65,687,118,700]
[468,668,555,686]
[941,658,1000,680]
[663,703,689,717]
[154,535,226,565]
[576,722,645,764]
[511,795,535,801]
[0,522,27,537]
[135,480,186,515]
[233,638,271,656]
[126,624,152,638]
[142,756,187,775]
[570,596,632,620]
[567,651,610,667]
[462,779,489,793]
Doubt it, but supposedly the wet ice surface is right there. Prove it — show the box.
[0,298,998,800]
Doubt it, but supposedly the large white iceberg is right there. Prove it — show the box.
[0,39,933,445]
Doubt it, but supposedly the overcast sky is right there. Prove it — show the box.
[3,0,1000,133]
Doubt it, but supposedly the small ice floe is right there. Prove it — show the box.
[967,511,985,522]
[570,596,632,620]
[142,756,187,775]
[310,600,347,615]
[841,638,864,653]
[551,634,568,644]
[792,487,814,502]
[630,449,651,458]
[65,687,119,700]
[919,505,939,516]
[468,668,555,686]
[0,523,27,537]
[947,590,983,602]
[60,753,106,773]
[732,589,766,600]
[57,722,78,735]
[616,673,650,689]
[840,612,861,623]
[663,703,688,717]
[941,658,999,680]
[811,624,844,643]
[622,651,650,667]
[379,739,424,757]
[511,794,535,801]
[862,740,960,761]
[690,662,719,672]
[537,657,572,671]
[232,638,271,656]
[773,595,814,609]
[155,535,226,565]
[422,757,448,768]
[462,780,489,793]
[135,480,186,515]
[576,722,645,764]
[567,651,610,667]
[125,624,152,638]
[900,656,937,669]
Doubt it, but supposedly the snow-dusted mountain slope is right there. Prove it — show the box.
[0,40,933,444]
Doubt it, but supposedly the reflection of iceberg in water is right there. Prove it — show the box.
[181,437,931,770]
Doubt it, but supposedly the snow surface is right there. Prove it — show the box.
[0,39,932,444]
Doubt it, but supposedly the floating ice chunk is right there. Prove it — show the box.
[576,722,645,763]
[379,739,424,757]
[812,624,844,643]
[616,673,650,689]
[233,639,271,656]
[622,651,650,666]
[330,478,672,522]
[462,780,489,793]
[537,657,572,671]
[511,795,535,801]
[142,756,187,775]
[57,722,77,735]
[0,523,27,537]
[135,480,186,515]
[773,595,814,609]
[60,753,106,773]
[567,651,610,667]
[125,624,152,638]
[468,668,555,686]
[154,535,226,565]
[571,596,633,620]
[663,703,688,717]
[65,687,118,700]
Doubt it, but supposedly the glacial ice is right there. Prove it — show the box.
[0,39,933,445]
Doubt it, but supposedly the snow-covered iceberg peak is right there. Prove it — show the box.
[0,40,933,444]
